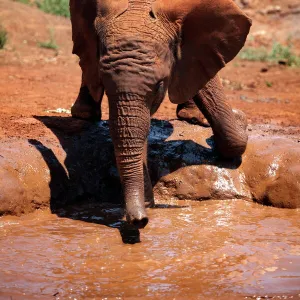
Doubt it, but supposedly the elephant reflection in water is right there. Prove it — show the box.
[69,0,252,228]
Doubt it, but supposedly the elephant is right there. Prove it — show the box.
[69,0,252,229]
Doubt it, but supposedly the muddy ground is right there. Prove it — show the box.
[0,0,300,299]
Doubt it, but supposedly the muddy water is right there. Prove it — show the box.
[0,200,299,299]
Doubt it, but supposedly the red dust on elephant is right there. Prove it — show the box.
[69,0,252,228]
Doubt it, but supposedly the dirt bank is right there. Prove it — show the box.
[0,119,299,217]
[0,0,300,137]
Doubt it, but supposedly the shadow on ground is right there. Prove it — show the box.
[29,116,242,243]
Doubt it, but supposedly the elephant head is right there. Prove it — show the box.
[70,0,251,228]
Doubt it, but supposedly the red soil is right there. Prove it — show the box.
[0,0,299,138]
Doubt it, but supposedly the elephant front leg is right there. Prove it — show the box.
[193,75,248,158]
[177,84,247,130]
[176,99,209,127]
[71,77,103,121]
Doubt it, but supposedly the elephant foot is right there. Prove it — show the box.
[214,109,248,159]
[145,198,155,208]
[144,177,155,208]
[176,100,210,127]
[71,86,101,121]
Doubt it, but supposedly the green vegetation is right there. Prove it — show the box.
[269,42,300,67]
[265,81,273,88]
[13,0,69,17]
[0,25,7,49]
[13,0,31,4]
[38,39,58,50]
[239,47,268,62]
[239,42,300,67]
[36,0,70,18]
[38,29,58,51]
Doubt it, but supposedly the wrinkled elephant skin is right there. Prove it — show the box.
[70,0,252,226]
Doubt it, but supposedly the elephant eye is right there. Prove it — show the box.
[155,81,164,94]
[149,10,156,19]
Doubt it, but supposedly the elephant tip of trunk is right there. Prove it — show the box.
[131,217,149,229]
[127,214,149,229]
[126,202,149,229]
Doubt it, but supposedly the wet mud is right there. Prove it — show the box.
[0,201,299,299]
[0,119,299,217]
[0,120,299,298]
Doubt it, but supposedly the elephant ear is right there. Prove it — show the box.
[70,0,128,101]
[152,0,252,104]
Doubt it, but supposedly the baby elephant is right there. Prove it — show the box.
[70,0,252,228]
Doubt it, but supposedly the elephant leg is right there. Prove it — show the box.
[193,75,248,158]
[176,99,209,127]
[143,142,154,208]
[231,108,248,131]
[71,77,102,121]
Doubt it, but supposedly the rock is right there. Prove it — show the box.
[260,67,268,73]
[0,118,299,216]
[240,0,251,8]
[259,5,281,15]
[233,0,252,8]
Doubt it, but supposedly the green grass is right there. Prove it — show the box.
[0,25,8,49]
[239,47,269,62]
[239,42,300,67]
[13,0,69,17]
[269,42,300,67]
[38,29,58,51]
[13,0,31,4]
[265,81,273,88]
[36,0,70,18]
[38,39,58,50]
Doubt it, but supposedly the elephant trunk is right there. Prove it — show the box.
[109,93,150,228]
